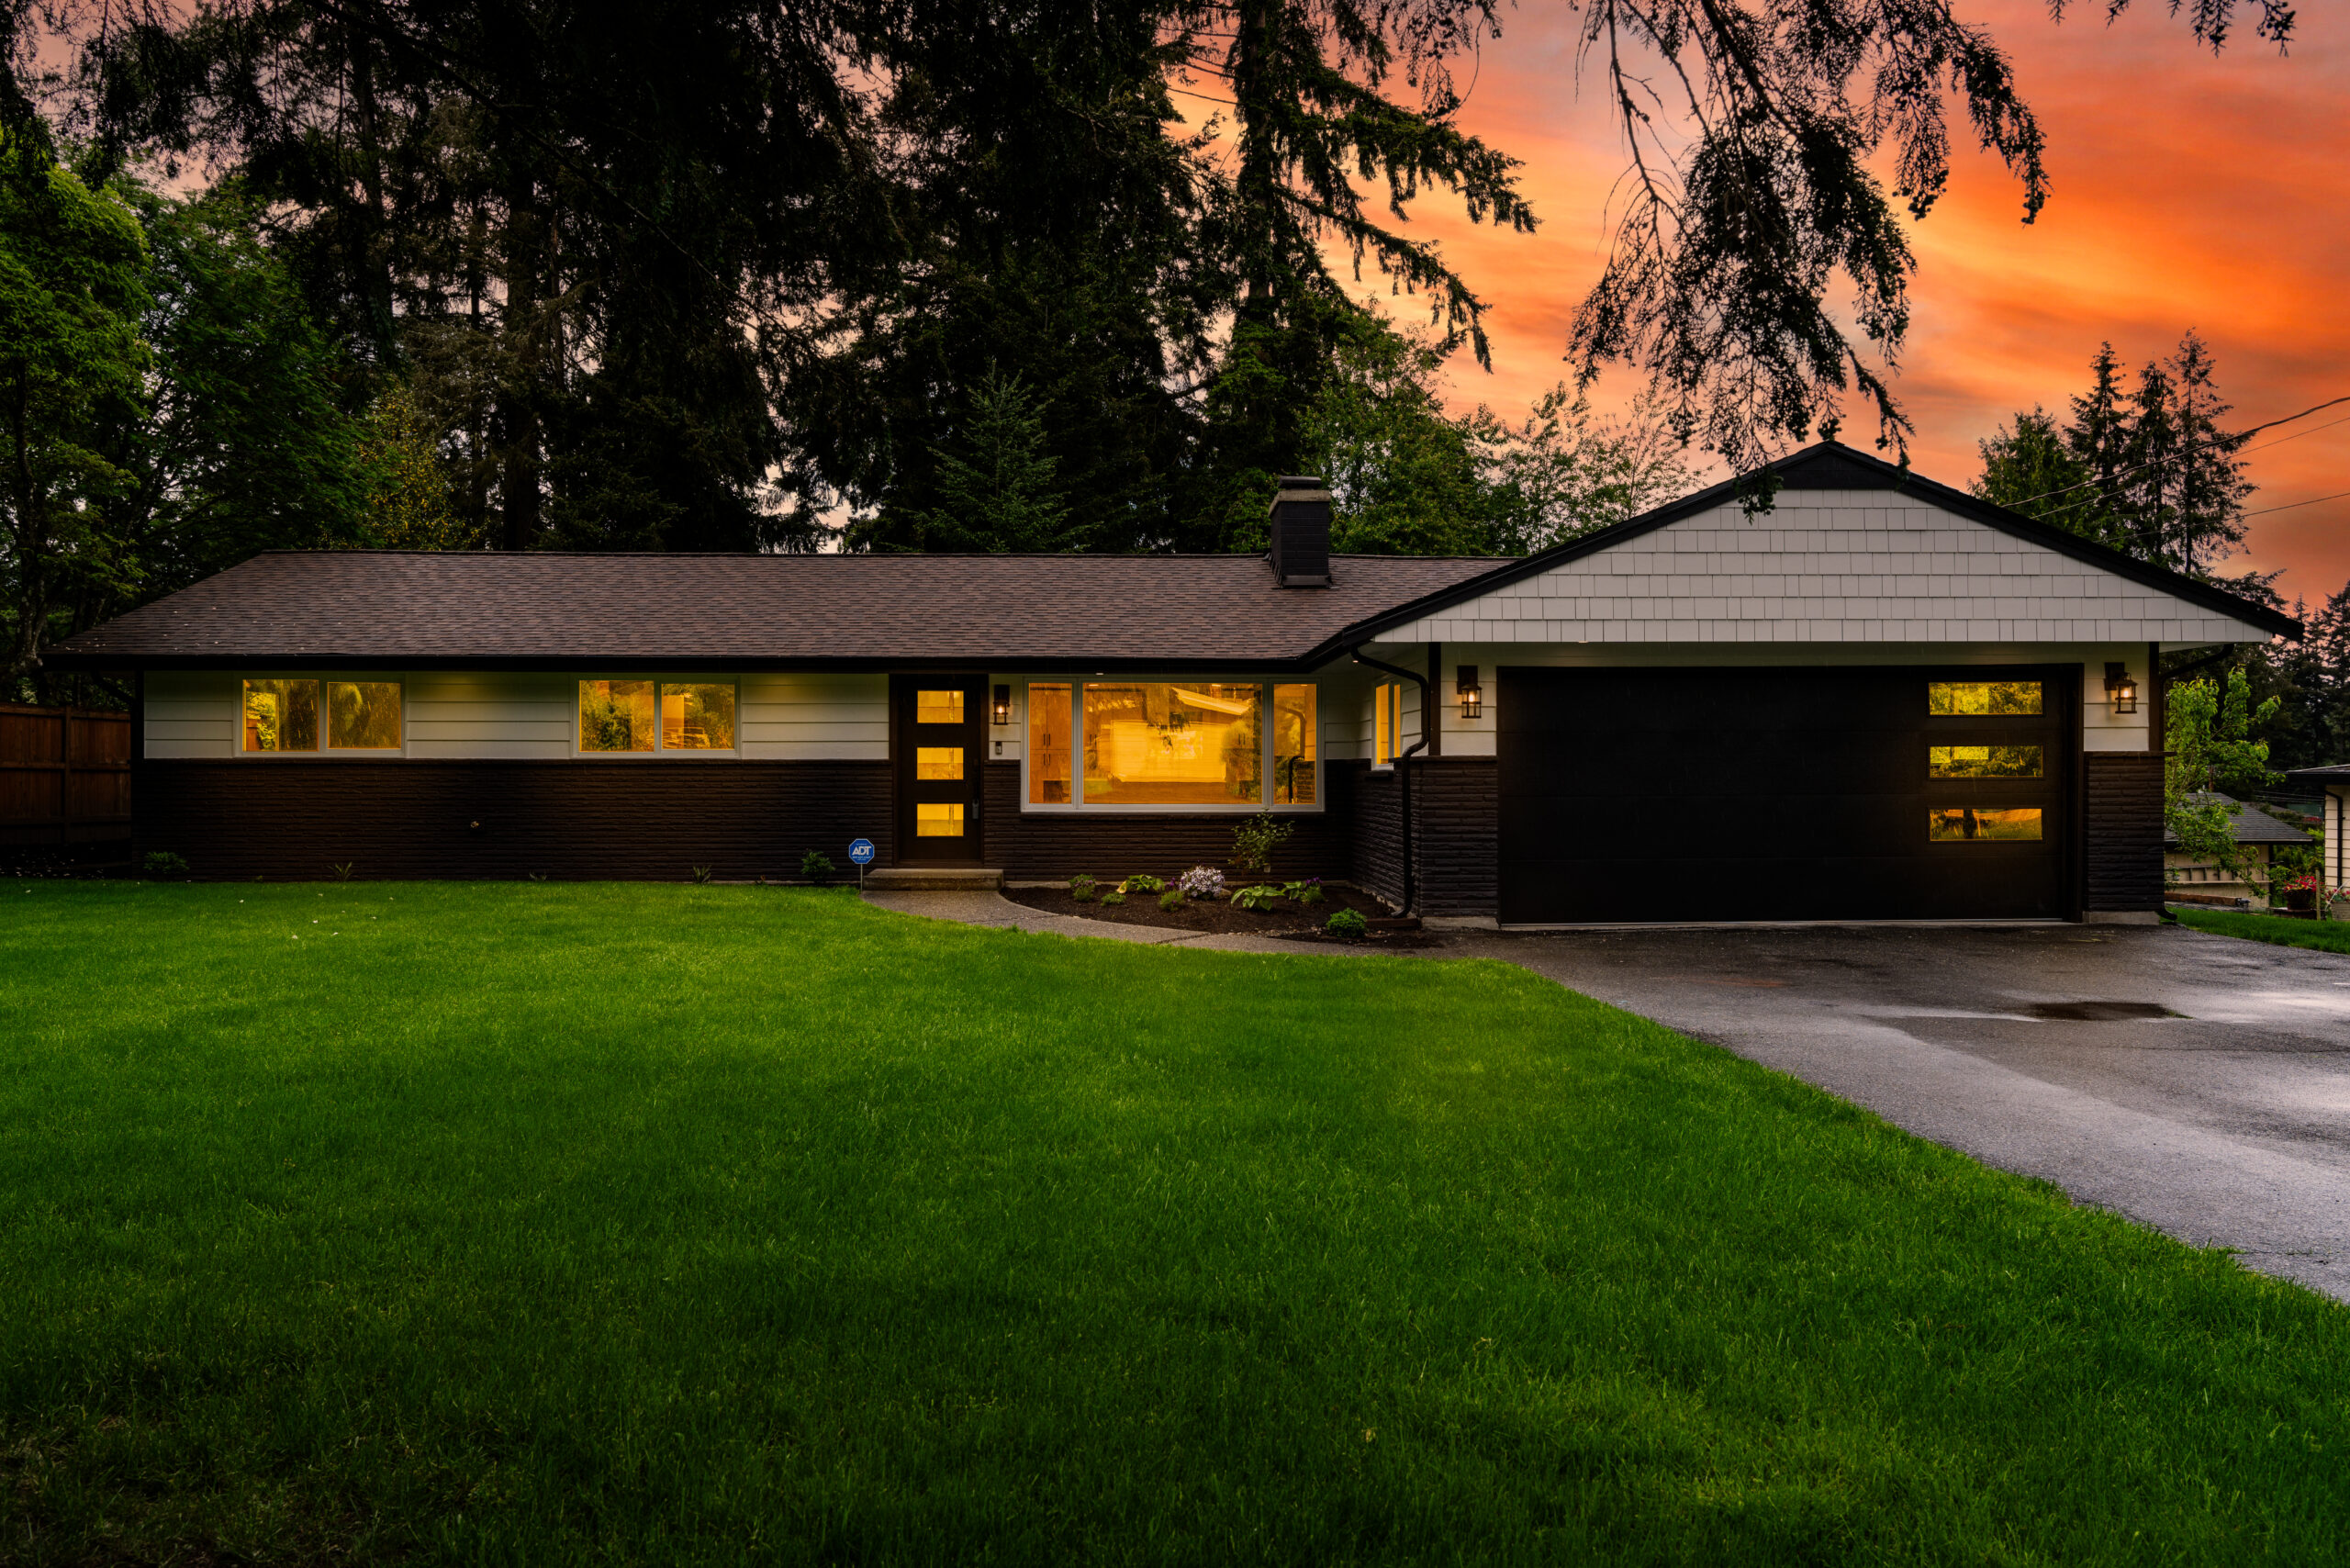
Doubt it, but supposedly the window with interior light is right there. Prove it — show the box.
[577,680,737,755]
[1024,681,1321,811]
[242,678,403,754]
[1373,683,1401,767]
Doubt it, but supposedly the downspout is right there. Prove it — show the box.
[1352,648,1431,915]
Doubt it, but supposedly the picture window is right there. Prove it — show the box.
[244,678,403,754]
[1023,681,1322,812]
[578,680,737,754]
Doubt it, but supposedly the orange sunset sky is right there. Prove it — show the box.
[1332,0,2350,606]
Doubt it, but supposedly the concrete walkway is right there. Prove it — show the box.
[862,890,2350,1304]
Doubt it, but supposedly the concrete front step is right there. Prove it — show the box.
[860,866,1004,891]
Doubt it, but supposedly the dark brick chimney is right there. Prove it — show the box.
[1267,476,1332,588]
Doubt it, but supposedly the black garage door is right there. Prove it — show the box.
[1497,666,2076,924]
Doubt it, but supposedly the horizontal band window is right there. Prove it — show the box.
[1929,745,2042,778]
[1928,680,2041,716]
[1930,806,2043,842]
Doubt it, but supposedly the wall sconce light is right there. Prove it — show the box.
[991,684,1013,725]
[1456,665,1483,721]
[2103,662,2138,715]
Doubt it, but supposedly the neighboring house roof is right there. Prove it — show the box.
[47,549,1504,672]
[2164,792,2317,847]
[1341,441,2301,647]
[2283,764,2350,787]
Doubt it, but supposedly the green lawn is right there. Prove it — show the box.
[2175,904,2350,955]
[2,883,2344,1564]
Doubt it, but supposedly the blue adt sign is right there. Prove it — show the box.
[847,839,876,866]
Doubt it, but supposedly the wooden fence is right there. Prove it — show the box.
[0,703,132,847]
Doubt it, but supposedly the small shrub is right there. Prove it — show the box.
[1069,874,1100,903]
[330,862,355,882]
[141,851,188,879]
[1282,879,1326,905]
[1231,809,1294,875]
[690,865,715,885]
[800,850,835,886]
[1099,890,1125,906]
[1158,889,1183,912]
[1120,874,1166,894]
[1326,908,1369,938]
[1176,866,1225,901]
[1231,884,1283,911]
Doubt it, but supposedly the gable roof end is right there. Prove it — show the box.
[1324,440,2302,651]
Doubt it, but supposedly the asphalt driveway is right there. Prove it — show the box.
[1461,924,2350,1303]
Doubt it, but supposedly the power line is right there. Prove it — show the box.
[2243,487,2350,520]
[2007,391,2350,510]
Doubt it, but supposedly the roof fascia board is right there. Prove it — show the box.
[1318,442,2302,651]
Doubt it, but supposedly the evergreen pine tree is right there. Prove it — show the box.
[906,371,1073,553]
[2158,330,2254,576]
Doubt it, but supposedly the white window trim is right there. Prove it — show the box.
[1019,678,1325,815]
[570,677,742,759]
[237,674,408,759]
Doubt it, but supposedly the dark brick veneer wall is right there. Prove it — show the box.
[2083,751,2164,913]
[1413,760,1499,918]
[1349,759,1497,919]
[980,762,1354,883]
[135,759,895,881]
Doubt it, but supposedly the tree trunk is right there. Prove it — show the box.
[498,170,543,551]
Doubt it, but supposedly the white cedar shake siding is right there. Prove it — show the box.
[1376,491,2267,647]
[140,671,890,761]
[1368,487,2278,760]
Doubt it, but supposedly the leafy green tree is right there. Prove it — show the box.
[2164,667,2281,888]
[1470,387,1694,553]
[356,382,478,551]
[0,153,149,696]
[102,178,369,591]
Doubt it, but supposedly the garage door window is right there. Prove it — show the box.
[1929,744,2042,778]
[1930,806,2042,842]
[1928,680,2041,715]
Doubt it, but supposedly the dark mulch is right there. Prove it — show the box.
[1003,879,1398,936]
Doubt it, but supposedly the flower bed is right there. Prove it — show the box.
[1003,877,1396,936]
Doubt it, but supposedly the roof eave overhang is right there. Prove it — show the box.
[44,651,1355,676]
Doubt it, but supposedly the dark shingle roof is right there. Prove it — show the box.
[2284,764,2350,787]
[2165,793,2317,847]
[49,550,1505,671]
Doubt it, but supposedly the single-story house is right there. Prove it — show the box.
[50,442,2299,925]
[2284,765,2348,897]
[2163,791,2316,906]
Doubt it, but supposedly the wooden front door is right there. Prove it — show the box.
[892,675,988,864]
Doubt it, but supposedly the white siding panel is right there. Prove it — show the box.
[740,672,887,761]
[407,673,571,759]
[144,671,236,757]
[1376,490,2274,646]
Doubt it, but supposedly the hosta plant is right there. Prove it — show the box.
[1231,885,1284,912]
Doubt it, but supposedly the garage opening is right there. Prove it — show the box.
[1496,666,2076,924]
